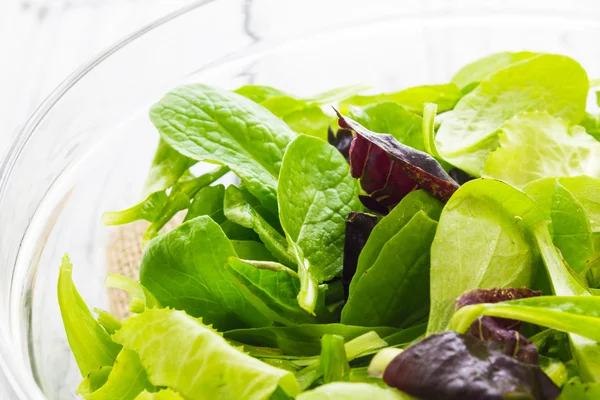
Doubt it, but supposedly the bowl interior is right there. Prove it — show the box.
[8,4,600,399]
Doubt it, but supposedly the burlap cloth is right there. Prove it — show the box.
[106,214,183,318]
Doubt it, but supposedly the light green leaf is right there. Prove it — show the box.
[533,222,600,382]
[231,241,276,261]
[224,185,296,267]
[143,165,230,241]
[580,112,600,142]
[77,349,153,400]
[150,84,297,210]
[58,254,121,377]
[427,179,538,334]
[139,216,270,330]
[297,382,414,400]
[225,258,333,325]
[142,138,195,198]
[184,184,226,223]
[340,84,461,115]
[278,135,360,314]
[224,324,400,357]
[484,112,600,188]
[449,295,600,342]
[112,308,300,399]
[320,334,350,384]
[342,211,438,328]
[350,190,442,293]
[102,192,168,226]
[559,379,600,399]
[135,389,185,400]
[451,51,537,89]
[234,85,289,103]
[348,102,424,151]
[437,54,589,176]
[104,274,159,313]
[524,178,594,275]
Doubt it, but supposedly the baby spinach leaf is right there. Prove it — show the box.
[348,102,424,151]
[342,211,438,328]
[150,84,297,210]
[184,184,226,223]
[319,334,350,383]
[342,212,378,297]
[451,51,537,90]
[184,184,258,240]
[524,178,594,276]
[135,389,185,400]
[112,308,300,399]
[340,83,461,115]
[350,190,443,293]
[77,349,153,400]
[234,85,289,103]
[224,324,400,357]
[427,179,539,334]
[297,382,412,400]
[328,127,353,162]
[143,165,230,241]
[436,54,589,176]
[224,185,296,267]
[142,138,195,198]
[224,258,334,325]
[484,113,600,188]
[382,331,559,400]
[278,135,361,314]
[231,241,276,261]
[339,113,458,213]
[139,216,270,331]
[58,254,121,377]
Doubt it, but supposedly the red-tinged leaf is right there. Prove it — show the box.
[336,111,459,214]
[342,212,378,298]
[327,127,353,162]
[456,287,542,364]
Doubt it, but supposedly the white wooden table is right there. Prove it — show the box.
[0,0,194,159]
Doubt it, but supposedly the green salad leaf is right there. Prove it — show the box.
[77,349,153,400]
[427,179,538,334]
[297,382,413,400]
[58,254,121,377]
[135,389,185,400]
[141,138,195,198]
[450,51,536,90]
[224,185,296,267]
[150,84,297,210]
[341,211,438,328]
[484,112,600,188]
[340,84,461,115]
[112,308,300,399]
[278,135,361,314]
[139,216,270,330]
[436,53,589,176]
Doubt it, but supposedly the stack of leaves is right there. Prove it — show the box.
[59,51,600,399]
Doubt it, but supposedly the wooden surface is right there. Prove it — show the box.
[0,0,194,158]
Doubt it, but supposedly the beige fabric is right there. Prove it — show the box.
[106,213,184,318]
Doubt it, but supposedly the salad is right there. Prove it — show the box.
[59,51,600,400]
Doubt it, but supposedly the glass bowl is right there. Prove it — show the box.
[3,0,600,398]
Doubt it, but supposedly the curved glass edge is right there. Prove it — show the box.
[0,2,211,399]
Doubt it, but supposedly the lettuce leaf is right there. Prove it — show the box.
[112,308,300,399]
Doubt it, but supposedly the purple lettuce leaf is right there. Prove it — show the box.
[455,287,542,364]
[327,127,353,162]
[335,111,459,214]
[342,212,378,298]
[383,331,559,400]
